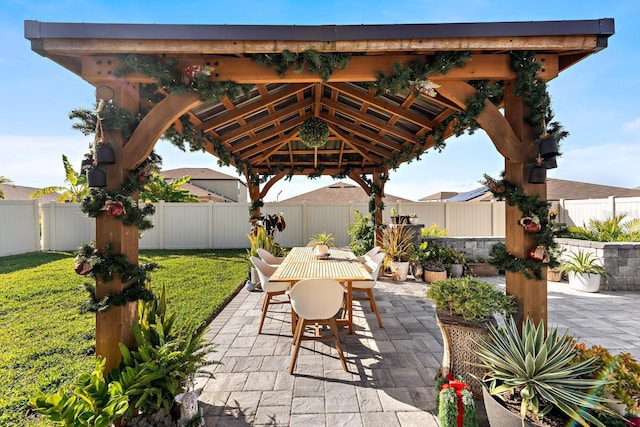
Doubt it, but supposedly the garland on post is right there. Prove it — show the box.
[481,173,559,280]
[74,242,156,313]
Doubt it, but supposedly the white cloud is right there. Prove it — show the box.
[623,117,640,131]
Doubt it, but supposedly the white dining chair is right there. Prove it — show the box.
[257,248,284,266]
[350,251,386,328]
[287,278,348,374]
[250,256,290,334]
[356,246,381,263]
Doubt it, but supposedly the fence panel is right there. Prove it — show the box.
[0,200,40,256]
[263,203,304,248]
[212,203,252,248]
[162,203,211,249]
[612,197,640,220]
[562,199,614,227]
[446,202,496,236]
[40,202,95,251]
[305,203,353,247]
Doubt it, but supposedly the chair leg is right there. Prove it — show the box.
[328,317,348,372]
[258,293,271,334]
[366,289,384,328]
[289,317,306,374]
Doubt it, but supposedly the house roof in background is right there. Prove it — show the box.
[419,191,459,201]
[181,183,233,202]
[0,184,60,202]
[281,181,411,203]
[161,168,245,185]
[451,178,640,202]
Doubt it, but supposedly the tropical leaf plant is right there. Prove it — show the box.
[139,172,199,203]
[567,214,640,242]
[475,316,617,427]
[558,249,608,276]
[29,154,88,202]
[0,175,12,199]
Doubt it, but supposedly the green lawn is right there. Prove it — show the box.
[0,249,249,427]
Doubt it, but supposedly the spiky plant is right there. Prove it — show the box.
[475,316,616,427]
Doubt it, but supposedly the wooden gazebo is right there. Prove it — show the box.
[26,18,614,370]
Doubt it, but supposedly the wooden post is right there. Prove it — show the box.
[247,177,261,220]
[503,80,548,330]
[94,82,140,374]
[372,171,385,246]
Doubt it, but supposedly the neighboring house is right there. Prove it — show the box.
[161,168,248,202]
[281,181,412,203]
[419,191,459,202]
[0,184,60,203]
[425,178,640,202]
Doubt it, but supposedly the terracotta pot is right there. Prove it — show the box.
[547,268,562,282]
[424,269,447,283]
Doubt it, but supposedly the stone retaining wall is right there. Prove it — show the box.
[423,237,640,291]
[557,238,640,291]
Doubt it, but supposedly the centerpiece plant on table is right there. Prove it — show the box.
[474,316,621,427]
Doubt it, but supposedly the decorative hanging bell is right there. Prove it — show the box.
[87,167,107,188]
[537,136,559,159]
[96,145,116,165]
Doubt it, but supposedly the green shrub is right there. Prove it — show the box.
[566,214,640,242]
[347,209,374,256]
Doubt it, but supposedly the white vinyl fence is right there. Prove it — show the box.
[3,196,638,257]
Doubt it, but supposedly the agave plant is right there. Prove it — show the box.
[475,316,616,427]
[558,249,608,276]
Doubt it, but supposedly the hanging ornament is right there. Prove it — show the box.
[299,117,330,148]
[105,200,126,217]
[528,245,550,263]
[74,254,93,275]
[409,78,441,98]
[519,215,541,233]
[528,155,547,184]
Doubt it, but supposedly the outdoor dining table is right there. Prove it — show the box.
[269,246,373,334]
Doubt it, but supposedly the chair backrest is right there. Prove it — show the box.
[251,256,277,287]
[364,246,381,258]
[288,278,344,320]
[257,248,283,265]
[364,252,386,280]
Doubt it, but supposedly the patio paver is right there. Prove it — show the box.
[197,276,640,426]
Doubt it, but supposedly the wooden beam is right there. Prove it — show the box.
[327,123,378,163]
[122,92,201,170]
[231,115,306,152]
[503,79,547,330]
[259,170,287,200]
[81,53,559,84]
[435,81,523,163]
[320,112,404,154]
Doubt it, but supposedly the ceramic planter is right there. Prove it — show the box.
[392,261,410,281]
[568,272,601,292]
[449,264,464,278]
[313,244,330,257]
[482,387,541,427]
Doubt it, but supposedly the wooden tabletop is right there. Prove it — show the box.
[270,247,372,282]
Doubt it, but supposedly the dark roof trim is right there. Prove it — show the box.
[25,18,614,42]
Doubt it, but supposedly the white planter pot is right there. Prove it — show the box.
[568,272,601,293]
[392,261,410,281]
[313,244,330,257]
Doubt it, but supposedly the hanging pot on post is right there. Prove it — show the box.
[80,158,93,175]
[96,145,116,165]
[544,156,558,169]
[87,167,107,187]
[538,136,559,159]
[528,166,546,184]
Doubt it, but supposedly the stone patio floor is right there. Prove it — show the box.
[194,275,640,426]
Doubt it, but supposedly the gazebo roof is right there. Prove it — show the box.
[25,19,614,177]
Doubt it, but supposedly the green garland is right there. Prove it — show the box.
[252,49,351,82]
[69,101,141,140]
[80,188,156,231]
[74,242,157,313]
[117,54,253,104]
[299,117,330,148]
[482,173,559,280]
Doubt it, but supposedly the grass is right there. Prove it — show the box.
[0,249,249,427]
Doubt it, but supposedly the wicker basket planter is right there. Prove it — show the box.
[436,310,495,399]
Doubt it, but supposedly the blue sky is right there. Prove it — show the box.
[1,0,639,201]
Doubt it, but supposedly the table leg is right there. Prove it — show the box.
[347,280,353,334]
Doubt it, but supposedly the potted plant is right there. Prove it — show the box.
[426,277,516,397]
[390,207,399,224]
[309,232,335,257]
[475,316,618,427]
[467,256,499,277]
[558,249,608,292]
[419,242,448,283]
[447,248,466,278]
[574,342,640,420]
[381,224,415,280]
[247,227,283,290]
[435,374,479,427]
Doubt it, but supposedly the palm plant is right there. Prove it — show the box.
[29,155,88,202]
[475,316,615,427]
[558,250,607,276]
[567,214,640,242]
[0,176,13,199]
[139,173,199,203]
[381,224,414,262]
